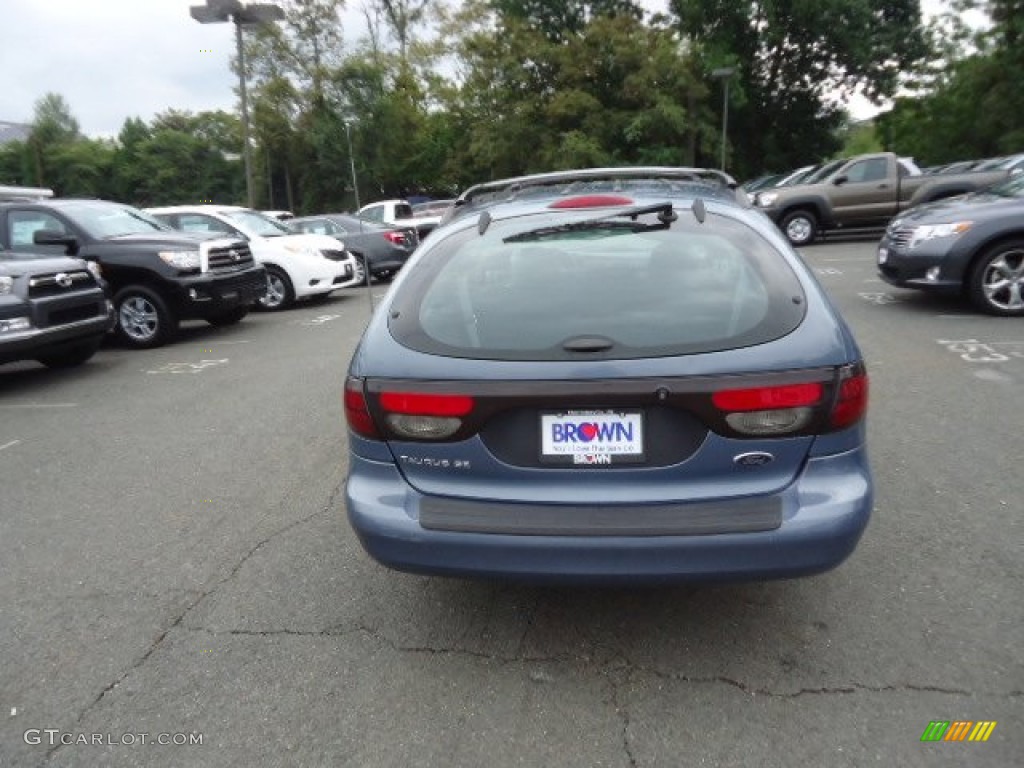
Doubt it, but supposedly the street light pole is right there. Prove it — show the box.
[235,20,254,208]
[191,0,284,209]
[343,121,360,211]
[711,67,736,172]
[344,119,374,311]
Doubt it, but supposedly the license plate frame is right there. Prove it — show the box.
[539,409,645,466]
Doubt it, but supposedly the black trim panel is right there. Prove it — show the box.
[419,495,782,536]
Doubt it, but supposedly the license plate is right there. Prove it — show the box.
[877,247,888,265]
[540,410,644,465]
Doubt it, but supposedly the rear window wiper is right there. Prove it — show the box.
[503,202,676,243]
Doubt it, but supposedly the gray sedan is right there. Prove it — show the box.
[878,174,1024,315]
[290,213,416,284]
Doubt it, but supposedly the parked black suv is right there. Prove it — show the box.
[0,200,267,348]
[1,250,113,368]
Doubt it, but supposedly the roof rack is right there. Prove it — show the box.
[443,167,742,225]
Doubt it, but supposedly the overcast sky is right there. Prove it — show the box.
[2,0,960,138]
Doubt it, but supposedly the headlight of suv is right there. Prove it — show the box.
[0,276,14,295]
[85,260,102,279]
[158,250,201,270]
[909,221,973,249]
[756,192,778,207]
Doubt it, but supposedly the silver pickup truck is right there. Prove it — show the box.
[752,152,1010,246]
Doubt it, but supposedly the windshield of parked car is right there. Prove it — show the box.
[61,202,168,239]
[222,209,292,237]
[801,159,846,185]
[985,175,1024,198]
[780,166,818,186]
[390,209,806,361]
[333,215,386,231]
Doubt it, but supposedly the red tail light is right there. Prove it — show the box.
[712,382,823,436]
[344,378,380,439]
[830,371,868,429]
[379,392,474,416]
[549,195,635,209]
[712,383,823,411]
[383,231,405,245]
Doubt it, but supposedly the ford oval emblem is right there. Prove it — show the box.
[55,272,73,288]
[733,452,775,467]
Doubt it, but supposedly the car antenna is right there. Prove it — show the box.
[692,198,706,224]
[478,210,492,235]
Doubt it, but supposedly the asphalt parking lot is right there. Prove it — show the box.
[1,241,1021,767]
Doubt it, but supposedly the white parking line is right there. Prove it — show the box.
[0,440,20,452]
[145,359,230,375]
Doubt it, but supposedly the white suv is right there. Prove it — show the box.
[147,205,358,310]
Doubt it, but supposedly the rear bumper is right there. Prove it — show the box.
[344,447,873,584]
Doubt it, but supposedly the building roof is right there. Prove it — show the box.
[0,121,31,145]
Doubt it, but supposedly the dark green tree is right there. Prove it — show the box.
[443,1,711,182]
[489,0,644,40]
[879,0,1024,164]
[26,92,82,187]
[669,0,927,177]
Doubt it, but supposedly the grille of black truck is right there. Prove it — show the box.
[216,269,267,298]
[27,270,95,299]
[207,243,254,270]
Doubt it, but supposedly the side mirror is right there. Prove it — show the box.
[33,229,79,255]
[833,175,848,186]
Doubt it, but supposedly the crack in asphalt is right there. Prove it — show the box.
[630,665,984,699]
[179,621,1020,702]
[604,661,638,768]
[40,479,345,766]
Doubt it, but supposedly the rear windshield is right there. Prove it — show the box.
[389,209,806,361]
[393,204,415,220]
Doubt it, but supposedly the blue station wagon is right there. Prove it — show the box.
[343,168,872,583]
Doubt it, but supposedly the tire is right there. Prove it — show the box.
[114,286,177,349]
[781,210,817,247]
[206,307,249,326]
[36,340,101,369]
[351,253,369,286]
[257,266,294,311]
[968,239,1024,316]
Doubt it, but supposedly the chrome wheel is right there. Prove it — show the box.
[261,272,287,309]
[118,296,159,341]
[352,255,367,286]
[785,215,814,246]
[980,249,1024,312]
